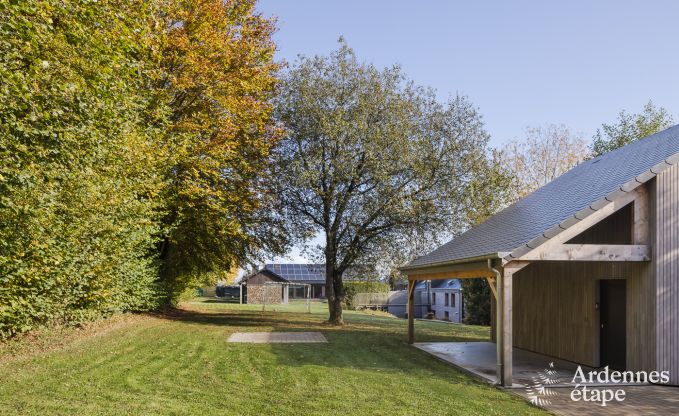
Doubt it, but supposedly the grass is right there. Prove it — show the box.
[0,298,546,415]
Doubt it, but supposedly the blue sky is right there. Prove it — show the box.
[255,0,679,263]
[258,0,679,147]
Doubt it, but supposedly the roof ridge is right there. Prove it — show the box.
[406,124,679,270]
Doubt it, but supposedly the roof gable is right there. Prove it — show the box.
[407,125,679,269]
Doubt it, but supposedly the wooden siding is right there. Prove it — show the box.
[655,165,679,384]
[568,203,633,244]
[490,185,657,371]
[510,261,654,369]
[245,272,282,285]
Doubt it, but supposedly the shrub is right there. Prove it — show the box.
[343,281,390,309]
[0,0,164,338]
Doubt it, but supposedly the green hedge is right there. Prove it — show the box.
[343,281,390,309]
[0,1,164,338]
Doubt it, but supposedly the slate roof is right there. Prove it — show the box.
[431,279,462,290]
[406,125,679,269]
[414,279,462,290]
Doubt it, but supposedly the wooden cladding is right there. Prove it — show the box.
[519,244,650,261]
[507,261,654,370]
[655,165,679,385]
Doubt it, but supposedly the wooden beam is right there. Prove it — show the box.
[486,276,497,299]
[407,270,493,280]
[403,260,492,276]
[633,185,650,245]
[519,244,650,261]
[407,279,415,344]
[514,187,644,262]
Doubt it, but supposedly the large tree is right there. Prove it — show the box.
[590,101,674,157]
[273,42,492,324]
[0,0,165,337]
[501,124,589,197]
[153,0,286,300]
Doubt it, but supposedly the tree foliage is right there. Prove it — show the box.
[462,279,491,325]
[500,124,589,197]
[0,0,282,338]
[590,101,674,157]
[273,41,492,324]
[0,0,164,337]
[153,0,285,302]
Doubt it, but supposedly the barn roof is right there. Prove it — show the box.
[256,263,375,284]
[404,124,679,270]
[264,263,325,283]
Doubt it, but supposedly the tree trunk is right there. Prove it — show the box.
[325,261,344,325]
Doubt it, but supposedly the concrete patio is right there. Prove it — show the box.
[415,341,679,415]
[415,341,623,387]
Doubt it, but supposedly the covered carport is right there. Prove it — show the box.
[398,126,679,387]
[402,256,528,387]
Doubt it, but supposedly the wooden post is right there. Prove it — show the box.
[408,278,415,344]
[495,271,503,383]
[501,268,513,386]
[239,283,243,304]
[633,184,649,245]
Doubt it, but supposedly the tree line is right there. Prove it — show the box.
[1,1,674,335]
[0,0,284,338]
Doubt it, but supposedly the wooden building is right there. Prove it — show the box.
[401,126,679,386]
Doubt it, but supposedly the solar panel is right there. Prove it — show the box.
[264,263,325,282]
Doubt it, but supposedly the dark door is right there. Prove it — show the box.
[600,279,626,370]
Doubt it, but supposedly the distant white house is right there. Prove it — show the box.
[388,279,463,323]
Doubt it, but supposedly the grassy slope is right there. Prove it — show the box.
[0,299,545,416]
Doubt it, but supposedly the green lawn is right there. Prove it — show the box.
[0,298,546,415]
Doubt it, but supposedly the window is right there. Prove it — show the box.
[444,311,449,320]
[452,293,456,307]
[444,293,449,306]
[432,293,436,305]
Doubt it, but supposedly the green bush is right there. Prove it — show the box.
[461,278,491,325]
[343,281,390,309]
[0,0,164,338]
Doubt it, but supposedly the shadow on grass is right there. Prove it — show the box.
[200,298,241,304]
[137,306,495,387]
[153,306,488,344]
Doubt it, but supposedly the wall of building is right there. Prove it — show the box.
[655,165,679,385]
[430,289,463,323]
[493,183,657,371]
[246,284,284,305]
[510,260,654,370]
[387,290,429,319]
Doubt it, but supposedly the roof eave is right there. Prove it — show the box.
[399,252,507,272]
[402,149,679,271]
[504,153,679,262]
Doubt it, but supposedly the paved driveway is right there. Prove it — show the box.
[513,385,679,415]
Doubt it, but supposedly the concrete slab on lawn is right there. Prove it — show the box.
[227,332,327,343]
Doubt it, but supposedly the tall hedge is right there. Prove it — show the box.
[0,1,165,337]
[343,281,390,309]
[0,0,282,339]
